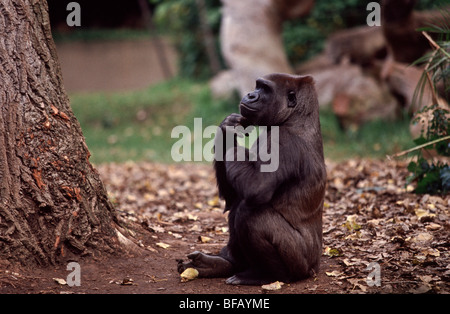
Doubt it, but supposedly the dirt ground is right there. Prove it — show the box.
[0,225,341,295]
[0,159,448,294]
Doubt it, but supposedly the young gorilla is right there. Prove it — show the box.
[177,73,327,285]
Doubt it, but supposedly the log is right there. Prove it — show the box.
[324,26,386,66]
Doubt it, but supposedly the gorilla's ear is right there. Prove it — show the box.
[288,75,314,108]
[296,75,314,86]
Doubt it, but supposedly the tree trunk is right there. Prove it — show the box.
[219,0,295,97]
[0,0,123,265]
[213,0,314,98]
[195,0,222,76]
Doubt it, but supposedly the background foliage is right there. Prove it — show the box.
[407,13,450,195]
[152,0,442,79]
[152,0,224,79]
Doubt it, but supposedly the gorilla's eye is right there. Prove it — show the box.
[287,91,296,106]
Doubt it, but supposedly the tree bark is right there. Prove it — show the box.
[0,0,123,265]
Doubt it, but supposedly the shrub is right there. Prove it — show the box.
[406,10,450,195]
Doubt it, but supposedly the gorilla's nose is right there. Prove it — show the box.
[245,91,259,103]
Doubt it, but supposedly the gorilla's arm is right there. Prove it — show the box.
[213,113,243,209]
[224,133,300,206]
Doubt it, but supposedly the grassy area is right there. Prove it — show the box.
[70,79,235,163]
[52,29,155,43]
[320,110,412,161]
[69,78,413,164]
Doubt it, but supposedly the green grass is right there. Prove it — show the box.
[69,78,413,164]
[319,110,413,161]
[53,29,155,43]
[70,78,235,164]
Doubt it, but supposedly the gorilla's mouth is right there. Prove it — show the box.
[240,103,258,112]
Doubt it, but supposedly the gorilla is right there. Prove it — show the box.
[178,73,327,285]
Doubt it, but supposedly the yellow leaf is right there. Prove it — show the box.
[199,236,211,243]
[180,268,199,282]
[414,208,435,222]
[414,208,429,218]
[194,202,203,209]
[344,214,361,231]
[207,196,219,207]
[187,213,198,221]
[261,281,284,291]
[324,247,342,257]
[156,242,170,249]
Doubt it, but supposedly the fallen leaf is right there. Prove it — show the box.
[411,233,433,243]
[148,225,165,233]
[180,268,199,282]
[171,232,183,239]
[414,208,436,222]
[406,184,415,192]
[342,258,360,266]
[419,248,440,257]
[261,281,284,291]
[189,224,202,232]
[347,278,367,292]
[187,213,198,221]
[194,202,203,209]
[198,236,211,243]
[156,242,170,249]
[126,194,137,202]
[325,270,343,277]
[425,223,441,231]
[345,232,361,240]
[409,284,431,294]
[53,278,67,285]
[324,247,343,257]
[207,196,219,207]
[333,177,344,189]
[418,275,433,284]
[146,246,157,253]
[344,214,362,231]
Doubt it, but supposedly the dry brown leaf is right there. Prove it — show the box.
[325,270,343,277]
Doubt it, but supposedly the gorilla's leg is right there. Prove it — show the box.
[226,210,296,285]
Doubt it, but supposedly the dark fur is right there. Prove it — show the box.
[177,73,326,285]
